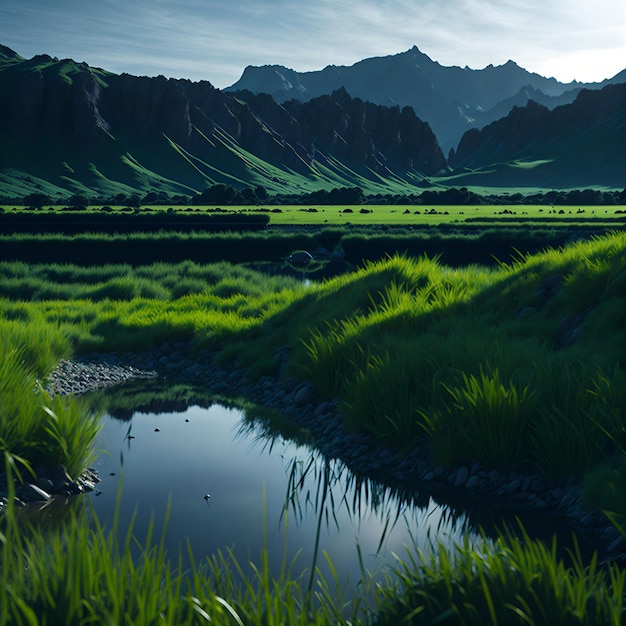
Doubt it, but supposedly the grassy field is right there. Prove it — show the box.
[2,227,626,623]
[242,204,626,226]
[4,203,626,226]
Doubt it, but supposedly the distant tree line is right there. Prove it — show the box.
[9,185,626,209]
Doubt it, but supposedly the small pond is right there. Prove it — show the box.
[86,399,481,587]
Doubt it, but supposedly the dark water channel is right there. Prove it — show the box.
[74,379,598,596]
[85,398,482,587]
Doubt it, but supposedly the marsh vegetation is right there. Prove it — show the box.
[2,221,626,623]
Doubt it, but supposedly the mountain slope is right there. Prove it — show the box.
[0,45,623,198]
[226,46,625,151]
[0,48,445,198]
[448,83,626,188]
[237,87,446,176]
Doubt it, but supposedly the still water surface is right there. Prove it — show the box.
[87,403,479,585]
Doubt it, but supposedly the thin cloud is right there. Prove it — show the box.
[0,0,624,86]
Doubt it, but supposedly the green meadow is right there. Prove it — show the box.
[2,221,626,623]
[234,204,626,226]
[5,203,626,226]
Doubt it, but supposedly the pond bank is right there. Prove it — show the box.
[42,341,625,563]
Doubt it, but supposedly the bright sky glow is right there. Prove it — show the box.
[1,0,624,87]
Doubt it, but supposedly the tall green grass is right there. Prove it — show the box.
[292,232,626,483]
[0,262,307,478]
[0,259,300,302]
[0,261,305,355]
[0,473,362,626]
[422,366,537,471]
[372,527,626,625]
[0,340,99,477]
[2,483,624,625]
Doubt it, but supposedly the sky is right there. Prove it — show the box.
[1,0,625,88]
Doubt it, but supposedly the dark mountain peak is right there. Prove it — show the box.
[226,45,621,151]
[0,45,21,62]
[468,59,521,74]
[524,98,548,111]
[405,45,433,60]
[30,53,54,64]
[485,59,528,78]
[329,86,352,105]
[375,45,437,70]
[234,63,304,98]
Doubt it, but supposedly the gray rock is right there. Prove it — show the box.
[283,377,299,392]
[507,479,522,493]
[466,476,480,489]
[608,536,626,553]
[551,487,564,500]
[314,402,331,417]
[453,466,469,487]
[488,470,500,484]
[602,526,621,543]
[294,384,316,407]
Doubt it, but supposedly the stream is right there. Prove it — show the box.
[86,401,482,586]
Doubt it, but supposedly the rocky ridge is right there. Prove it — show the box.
[0,49,445,196]
[8,340,621,562]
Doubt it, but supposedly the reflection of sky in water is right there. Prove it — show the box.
[88,404,481,585]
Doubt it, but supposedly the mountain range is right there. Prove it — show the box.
[0,44,624,199]
[227,46,626,153]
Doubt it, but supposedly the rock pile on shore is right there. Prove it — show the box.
[0,466,100,511]
[4,340,623,562]
[45,359,158,395]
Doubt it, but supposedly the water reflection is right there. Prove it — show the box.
[86,400,482,588]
